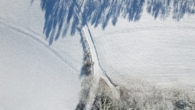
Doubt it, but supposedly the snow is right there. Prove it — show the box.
[82,25,119,109]
[89,11,195,87]
[1,0,195,109]
[0,0,83,110]
[0,23,83,110]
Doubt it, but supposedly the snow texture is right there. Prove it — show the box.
[1,0,195,110]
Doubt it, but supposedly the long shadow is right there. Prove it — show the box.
[39,1,195,108]
[40,0,145,45]
[147,0,171,19]
[147,0,195,20]
[172,0,195,20]
[39,0,195,79]
[40,0,195,45]
[81,0,145,29]
[41,0,81,45]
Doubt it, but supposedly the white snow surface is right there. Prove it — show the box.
[1,0,195,110]
[89,12,195,87]
[0,0,83,110]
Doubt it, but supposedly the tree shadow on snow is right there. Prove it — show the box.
[40,0,145,45]
[172,0,195,20]
[147,0,195,20]
[40,0,195,45]
[38,0,195,78]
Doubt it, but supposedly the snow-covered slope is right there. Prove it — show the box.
[0,0,83,110]
[89,12,195,87]
[1,0,195,110]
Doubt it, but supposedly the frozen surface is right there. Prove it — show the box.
[1,0,195,110]
[0,0,83,110]
[89,13,195,87]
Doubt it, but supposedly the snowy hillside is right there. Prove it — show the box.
[0,0,83,109]
[1,0,195,110]
[89,13,195,87]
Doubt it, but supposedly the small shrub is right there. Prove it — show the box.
[92,95,113,110]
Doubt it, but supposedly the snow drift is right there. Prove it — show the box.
[1,0,195,110]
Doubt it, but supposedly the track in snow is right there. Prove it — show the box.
[83,25,117,88]
[79,24,119,109]
[0,18,79,72]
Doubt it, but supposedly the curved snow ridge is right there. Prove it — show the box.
[0,18,79,72]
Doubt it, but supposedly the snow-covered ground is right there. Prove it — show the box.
[89,12,195,88]
[0,0,83,110]
[1,0,195,110]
